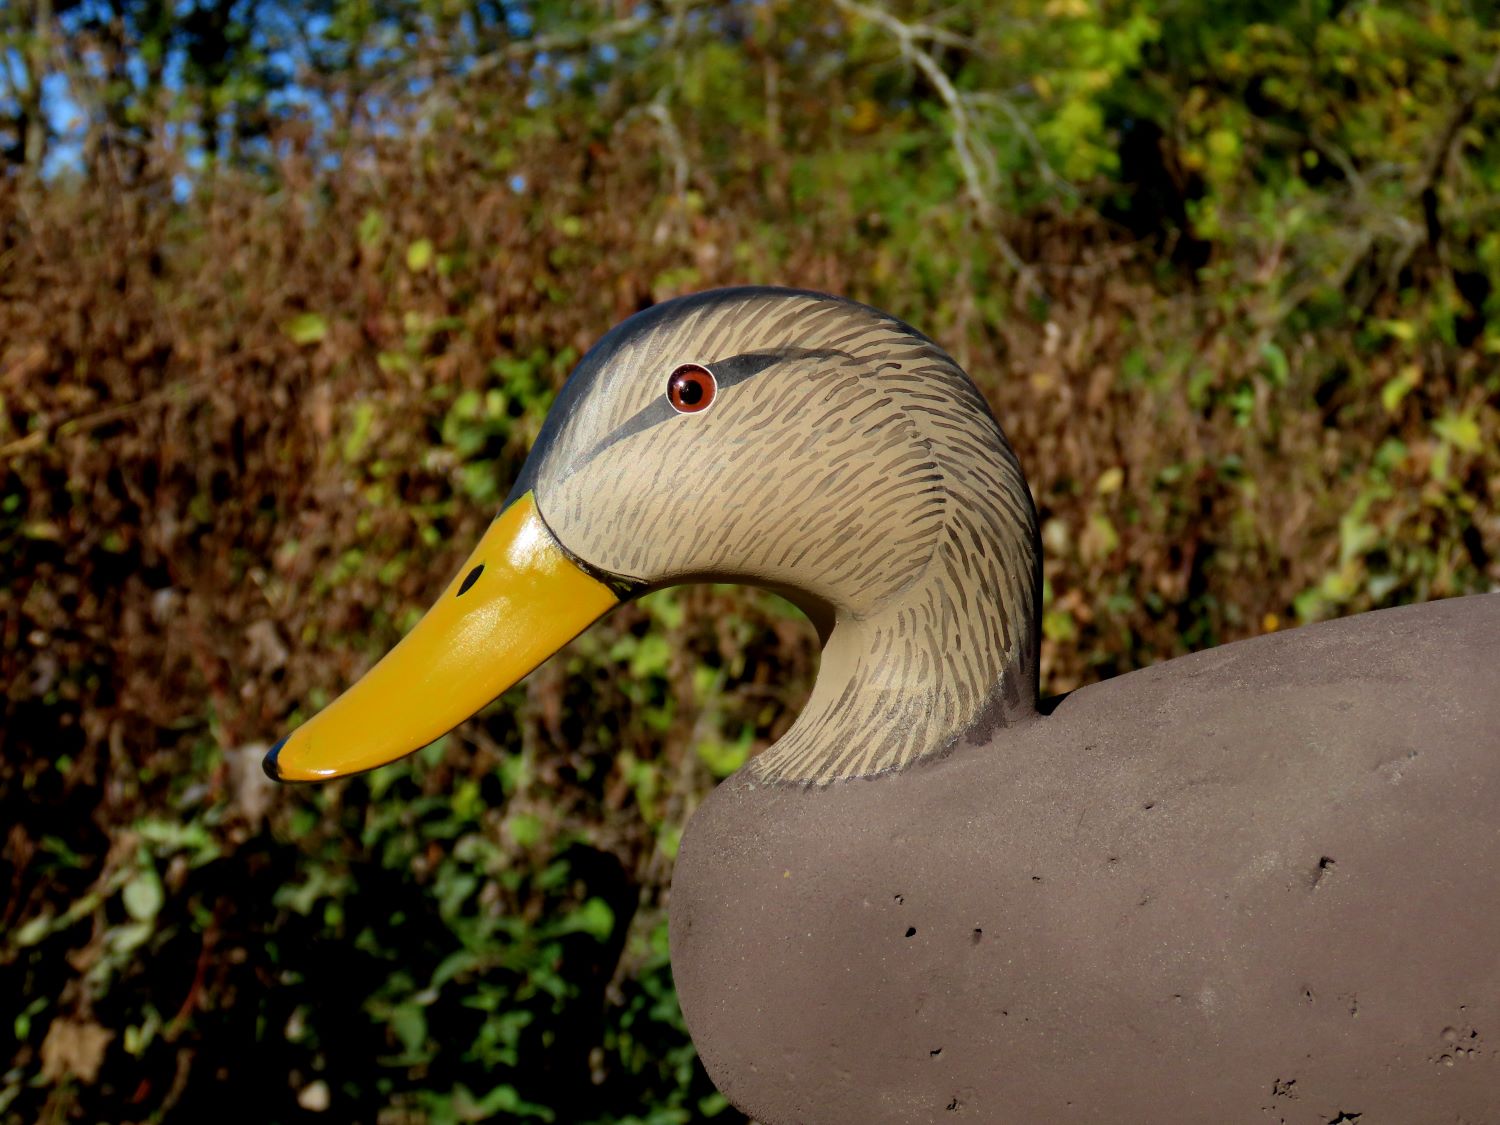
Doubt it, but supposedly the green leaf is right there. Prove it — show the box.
[122,868,164,922]
[507,813,542,847]
[462,1083,555,1121]
[1380,366,1420,415]
[1433,409,1481,453]
[557,897,614,942]
[657,824,683,860]
[1375,319,1416,342]
[358,209,386,249]
[1042,609,1077,643]
[1259,340,1290,387]
[136,817,219,864]
[390,1003,427,1054]
[13,997,47,1041]
[285,313,328,346]
[406,238,435,272]
[13,913,53,948]
[343,401,376,463]
[629,634,672,678]
[111,920,155,954]
[694,728,752,778]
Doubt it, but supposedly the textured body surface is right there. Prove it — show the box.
[671,595,1500,1124]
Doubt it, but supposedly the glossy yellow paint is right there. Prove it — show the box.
[266,492,618,781]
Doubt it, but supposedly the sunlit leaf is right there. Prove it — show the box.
[285,313,328,346]
[406,239,435,272]
[122,869,163,922]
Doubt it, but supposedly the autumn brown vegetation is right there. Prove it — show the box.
[4,3,1499,1122]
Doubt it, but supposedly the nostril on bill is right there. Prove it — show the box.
[457,564,484,596]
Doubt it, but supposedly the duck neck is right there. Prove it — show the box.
[751,521,1040,786]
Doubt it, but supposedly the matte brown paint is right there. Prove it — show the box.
[672,596,1500,1122]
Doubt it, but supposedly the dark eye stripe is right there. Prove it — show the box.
[573,347,853,469]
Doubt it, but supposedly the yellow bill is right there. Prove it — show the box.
[263,492,618,782]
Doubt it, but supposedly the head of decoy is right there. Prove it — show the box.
[265,287,1040,787]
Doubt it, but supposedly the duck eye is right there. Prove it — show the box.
[667,363,717,414]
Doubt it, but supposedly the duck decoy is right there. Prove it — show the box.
[266,287,1500,1123]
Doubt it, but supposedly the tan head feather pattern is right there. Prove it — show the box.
[528,289,1039,784]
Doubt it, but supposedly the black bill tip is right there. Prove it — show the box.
[262,736,287,783]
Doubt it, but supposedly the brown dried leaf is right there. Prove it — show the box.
[40,1018,114,1085]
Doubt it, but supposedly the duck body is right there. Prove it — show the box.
[672,594,1500,1123]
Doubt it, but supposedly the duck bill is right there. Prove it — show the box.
[263,492,618,782]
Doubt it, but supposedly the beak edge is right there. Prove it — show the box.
[263,737,287,782]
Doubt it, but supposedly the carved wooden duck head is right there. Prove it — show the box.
[266,287,1040,786]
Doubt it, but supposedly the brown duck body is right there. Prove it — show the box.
[671,594,1500,1123]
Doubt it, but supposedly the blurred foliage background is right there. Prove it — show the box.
[2,0,1499,1121]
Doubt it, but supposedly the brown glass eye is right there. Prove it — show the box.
[667,363,717,414]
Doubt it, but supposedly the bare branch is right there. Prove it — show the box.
[833,0,1038,295]
[620,98,691,203]
[968,90,1074,197]
[1258,120,1369,200]
[466,15,655,80]
[1414,47,1500,203]
[0,379,215,463]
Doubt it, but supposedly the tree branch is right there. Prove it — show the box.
[466,15,655,80]
[833,0,1038,296]
[1414,47,1500,205]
